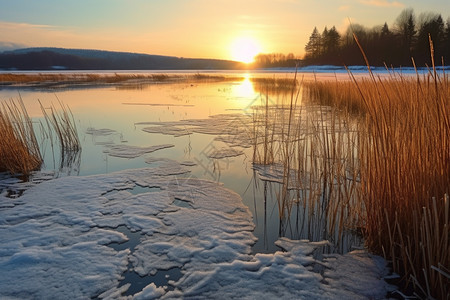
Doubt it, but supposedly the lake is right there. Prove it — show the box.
[0,70,402,299]
[0,70,369,253]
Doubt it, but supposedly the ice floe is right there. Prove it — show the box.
[207,147,244,159]
[86,127,117,136]
[137,113,253,151]
[0,160,394,299]
[103,144,175,159]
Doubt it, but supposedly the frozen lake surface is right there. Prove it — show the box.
[0,164,393,299]
[0,70,396,298]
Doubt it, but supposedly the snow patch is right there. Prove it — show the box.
[0,163,392,299]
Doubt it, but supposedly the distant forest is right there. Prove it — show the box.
[254,8,450,68]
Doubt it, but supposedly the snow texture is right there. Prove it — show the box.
[0,161,394,299]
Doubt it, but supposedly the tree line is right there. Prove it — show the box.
[252,53,299,68]
[304,8,450,66]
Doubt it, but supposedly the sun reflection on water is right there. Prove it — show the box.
[232,74,256,99]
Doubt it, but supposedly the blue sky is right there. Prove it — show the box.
[0,0,449,60]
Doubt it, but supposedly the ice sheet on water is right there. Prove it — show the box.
[0,162,392,299]
[103,144,174,158]
[252,163,312,189]
[207,147,244,159]
[139,114,252,146]
[214,134,253,148]
[143,157,194,177]
[323,250,396,298]
[168,237,394,299]
[0,165,254,299]
[133,283,166,300]
[142,125,192,137]
[86,127,117,136]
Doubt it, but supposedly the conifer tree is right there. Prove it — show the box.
[305,27,322,59]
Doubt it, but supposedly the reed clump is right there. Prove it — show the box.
[252,77,298,95]
[39,97,81,155]
[305,68,449,298]
[0,98,42,175]
[0,97,81,176]
[251,45,448,296]
[251,73,363,252]
[191,73,244,82]
[304,80,367,115]
[0,73,248,87]
[358,74,448,300]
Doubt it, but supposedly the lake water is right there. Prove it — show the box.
[0,71,364,253]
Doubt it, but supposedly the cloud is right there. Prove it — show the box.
[0,21,56,30]
[359,0,404,7]
[339,5,351,11]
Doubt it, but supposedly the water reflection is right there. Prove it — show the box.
[0,74,362,255]
[232,74,255,99]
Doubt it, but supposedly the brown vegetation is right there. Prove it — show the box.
[304,61,449,299]
[0,73,247,87]
[251,73,362,252]
[0,97,42,175]
[251,41,449,297]
[0,97,81,176]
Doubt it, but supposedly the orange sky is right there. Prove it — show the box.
[0,0,449,62]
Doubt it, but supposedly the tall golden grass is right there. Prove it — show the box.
[251,38,448,297]
[355,76,448,299]
[39,97,81,154]
[0,97,81,176]
[251,73,363,252]
[0,97,42,175]
[303,38,449,298]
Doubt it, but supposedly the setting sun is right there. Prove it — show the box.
[230,37,262,64]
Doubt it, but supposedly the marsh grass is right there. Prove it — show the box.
[0,73,246,87]
[251,39,448,296]
[251,77,298,95]
[355,74,448,299]
[39,97,81,172]
[0,97,42,175]
[302,37,449,298]
[0,96,81,176]
[251,73,362,253]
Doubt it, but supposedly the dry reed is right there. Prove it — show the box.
[0,96,81,176]
[0,73,244,86]
[0,97,42,175]
[303,37,449,298]
[251,73,362,252]
[251,37,448,296]
[39,97,81,153]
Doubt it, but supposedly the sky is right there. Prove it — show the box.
[0,0,449,62]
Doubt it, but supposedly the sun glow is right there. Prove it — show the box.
[230,37,261,64]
